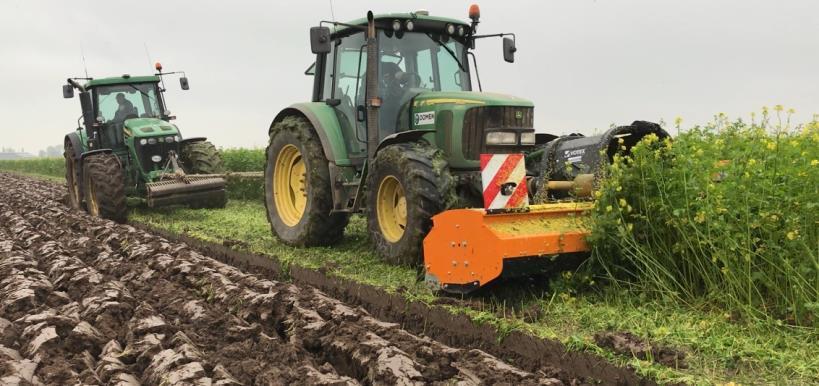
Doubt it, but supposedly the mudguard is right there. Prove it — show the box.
[271,103,352,166]
[80,148,114,160]
[64,132,84,160]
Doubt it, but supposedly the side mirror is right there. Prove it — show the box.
[180,77,190,90]
[310,26,332,54]
[503,37,516,63]
[63,84,74,98]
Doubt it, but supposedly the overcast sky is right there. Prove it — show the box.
[1,0,817,153]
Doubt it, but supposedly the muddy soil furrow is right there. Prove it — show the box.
[0,172,567,385]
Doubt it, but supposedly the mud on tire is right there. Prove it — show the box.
[264,116,349,246]
[367,142,453,266]
[180,140,225,174]
[82,153,127,223]
[63,140,83,210]
[180,140,228,209]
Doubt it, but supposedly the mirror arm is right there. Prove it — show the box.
[319,20,368,32]
[468,52,482,92]
[472,32,516,41]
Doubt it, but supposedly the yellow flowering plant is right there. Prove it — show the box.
[586,109,819,326]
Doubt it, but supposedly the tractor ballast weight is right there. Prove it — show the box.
[423,121,670,292]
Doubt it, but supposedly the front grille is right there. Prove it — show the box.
[134,139,179,172]
[462,106,534,160]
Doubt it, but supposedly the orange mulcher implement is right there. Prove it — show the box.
[423,201,593,293]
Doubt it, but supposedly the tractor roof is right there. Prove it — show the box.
[86,75,160,88]
[334,12,468,34]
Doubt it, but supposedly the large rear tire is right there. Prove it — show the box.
[367,143,453,266]
[83,153,127,223]
[63,141,83,210]
[180,140,225,174]
[180,140,227,209]
[264,116,349,246]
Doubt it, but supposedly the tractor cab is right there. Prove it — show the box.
[85,76,167,150]
[309,8,531,171]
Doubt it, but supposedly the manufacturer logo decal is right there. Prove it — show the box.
[563,148,586,164]
[414,111,435,126]
[515,111,523,120]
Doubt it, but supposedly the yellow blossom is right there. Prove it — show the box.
[619,198,627,207]
[787,230,799,240]
[694,211,706,223]
[606,205,613,212]
[774,104,784,112]
[767,142,776,150]
[748,159,756,166]
[674,116,683,126]
[811,159,818,166]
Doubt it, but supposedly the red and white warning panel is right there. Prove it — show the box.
[480,153,529,210]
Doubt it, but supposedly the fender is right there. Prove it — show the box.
[271,103,352,166]
[80,148,114,160]
[64,132,84,160]
[375,129,436,154]
[180,137,207,145]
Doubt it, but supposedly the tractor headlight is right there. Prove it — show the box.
[392,20,402,31]
[520,132,536,145]
[139,139,147,145]
[446,23,456,35]
[486,131,517,145]
[175,135,181,142]
[405,20,415,31]
[457,25,465,36]
[151,155,162,163]
[147,138,157,145]
[166,136,175,143]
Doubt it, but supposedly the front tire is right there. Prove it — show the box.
[367,143,453,266]
[180,140,225,174]
[63,141,83,210]
[83,153,127,223]
[264,116,348,246]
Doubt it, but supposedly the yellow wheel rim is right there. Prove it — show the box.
[87,180,100,216]
[273,144,307,226]
[376,175,407,243]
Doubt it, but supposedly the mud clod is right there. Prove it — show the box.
[594,331,687,369]
[0,172,581,385]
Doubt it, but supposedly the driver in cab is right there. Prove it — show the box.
[113,93,138,123]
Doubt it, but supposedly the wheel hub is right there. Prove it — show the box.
[273,144,307,226]
[377,175,407,243]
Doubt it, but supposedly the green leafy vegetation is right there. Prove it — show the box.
[0,157,63,178]
[589,109,818,326]
[221,147,265,172]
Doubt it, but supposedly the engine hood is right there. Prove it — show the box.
[123,118,180,138]
[411,91,533,108]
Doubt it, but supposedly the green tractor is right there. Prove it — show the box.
[62,63,227,223]
[265,7,536,263]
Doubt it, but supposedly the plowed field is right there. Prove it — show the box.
[0,172,581,385]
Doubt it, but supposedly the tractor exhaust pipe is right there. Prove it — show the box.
[365,11,380,161]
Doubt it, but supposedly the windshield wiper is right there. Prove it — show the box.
[126,84,161,117]
[425,33,467,72]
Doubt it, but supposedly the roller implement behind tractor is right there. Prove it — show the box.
[265,6,668,293]
[62,63,227,223]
